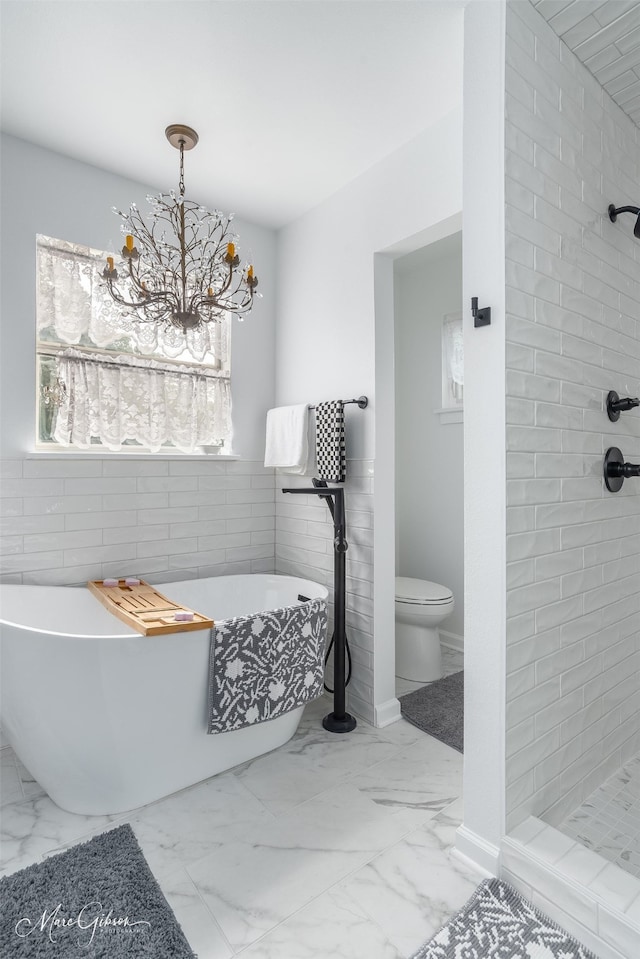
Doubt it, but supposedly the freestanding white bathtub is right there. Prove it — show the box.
[0,574,328,816]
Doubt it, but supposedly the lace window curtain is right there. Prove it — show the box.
[53,350,231,452]
[36,235,231,451]
[442,312,464,408]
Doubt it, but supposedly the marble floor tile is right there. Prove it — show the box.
[373,716,425,748]
[232,718,403,816]
[129,771,275,880]
[238,886,403,959]
[436,795,464,828]
[185,777,436,951]
[160,868,233,959]
[0,795,122,877]
[296,692,333,728]
[338,812,481,957]
[348,735,462,825]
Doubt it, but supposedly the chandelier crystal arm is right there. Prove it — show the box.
[190,280,255,318]
[125,257,181,313]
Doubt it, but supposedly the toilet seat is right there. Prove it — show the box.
[395,576,453,606]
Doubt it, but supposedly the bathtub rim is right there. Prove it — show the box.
[0,572,329,639]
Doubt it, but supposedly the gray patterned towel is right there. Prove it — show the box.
[315,400,346,482]
[207,598,327,733]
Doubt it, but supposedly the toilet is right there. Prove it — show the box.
[395,576,455,682]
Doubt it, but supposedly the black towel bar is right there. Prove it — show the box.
[308,396,368,410]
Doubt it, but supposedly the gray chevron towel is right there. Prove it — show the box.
[315,400,346,482]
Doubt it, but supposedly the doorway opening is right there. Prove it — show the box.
[392,231,464,748]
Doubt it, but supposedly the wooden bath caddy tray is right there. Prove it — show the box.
[87,579,214,636]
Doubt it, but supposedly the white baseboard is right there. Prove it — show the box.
[440,630,464,653]
[374,697,402,727]
[455,824,500,875]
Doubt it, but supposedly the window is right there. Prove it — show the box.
[36,235,231,452]
[441,311,463,409]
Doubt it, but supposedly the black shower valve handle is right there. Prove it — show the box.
[607,391,640,422]
[615,397,640,412]
[604,447,640,492]
[609,460,640,478]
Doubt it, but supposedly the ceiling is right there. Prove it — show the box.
[4,2,636,232]
[533,0,640,127]
[0,1,465,229]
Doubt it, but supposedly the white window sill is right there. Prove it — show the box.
[434,407,463,425]
[27,450,241,461]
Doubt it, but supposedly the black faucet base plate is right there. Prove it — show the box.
[323,712,357,734]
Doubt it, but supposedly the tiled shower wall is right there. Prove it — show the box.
[0,458,276,585]
[275,461,375,722]
[505,1,640,830]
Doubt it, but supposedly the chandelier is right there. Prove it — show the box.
[102,124,259,335]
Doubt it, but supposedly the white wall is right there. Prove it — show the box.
[457,0,507,874]
[394,234,464,641]
[275,111,463,722]
[504,0,640,830]
[0,134,279,586]
[275,110,464,455]
[0,134,276,461]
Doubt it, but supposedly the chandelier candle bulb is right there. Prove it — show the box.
[125,234,134,252]
[106,256,114,272]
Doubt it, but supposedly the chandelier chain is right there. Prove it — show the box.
[179,140,186,198]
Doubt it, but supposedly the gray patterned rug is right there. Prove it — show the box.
[399,670,463,752]
[0,824,195,957]
[410,878,597,958]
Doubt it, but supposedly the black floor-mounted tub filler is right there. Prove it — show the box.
[282,478,357,733]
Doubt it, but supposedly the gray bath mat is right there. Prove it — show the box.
[410,877,597,958]
[0,823,196,957]
[399,670,463,752]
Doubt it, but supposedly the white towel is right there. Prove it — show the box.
[264,404,312,474]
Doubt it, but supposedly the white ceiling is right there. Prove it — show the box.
[533,0,640,127]
[0,1,466,229]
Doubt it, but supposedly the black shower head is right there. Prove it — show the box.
[608,204,640,238]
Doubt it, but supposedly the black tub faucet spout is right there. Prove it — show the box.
[281,485,346,548]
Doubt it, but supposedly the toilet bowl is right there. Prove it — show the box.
[395,576,454,682]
